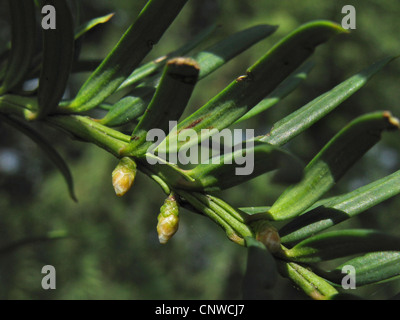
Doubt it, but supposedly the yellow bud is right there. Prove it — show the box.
[112,157,137,197]
[157,193,179,244]
[157,214,179,244]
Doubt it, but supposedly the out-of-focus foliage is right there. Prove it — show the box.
[0,0,399,299]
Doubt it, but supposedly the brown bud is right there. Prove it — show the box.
[254,221,281,253]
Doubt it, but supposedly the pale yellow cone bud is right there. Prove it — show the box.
[254,221,281,253]
[112,157,137,197]
[157,193,179,244]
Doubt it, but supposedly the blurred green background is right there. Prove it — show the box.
[0,0,399,299]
